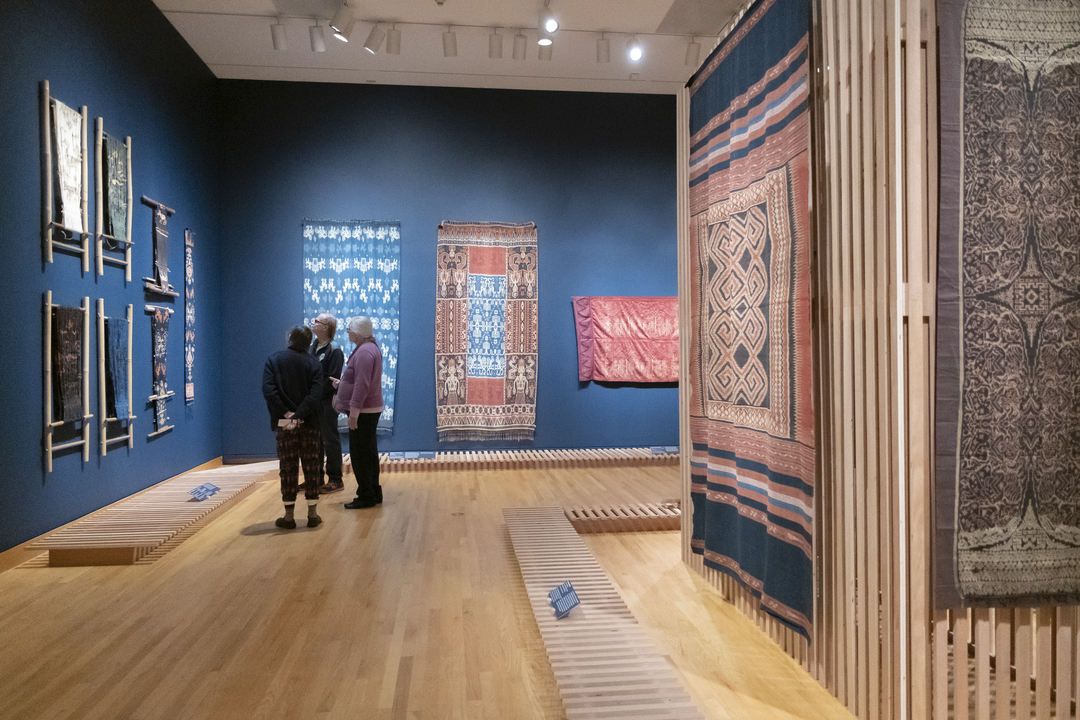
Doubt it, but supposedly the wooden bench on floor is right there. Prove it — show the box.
[344,446,680,475]
[565,502,681,533]
[504,506,704,720]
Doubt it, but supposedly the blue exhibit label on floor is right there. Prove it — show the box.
[548,581,580,619]
[189,483,220,501]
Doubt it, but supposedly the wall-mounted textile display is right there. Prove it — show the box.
[935,0,1080,606]
[571,296,678,382]
[303,219,400,435]
[436,221,538,442]
[51,99,84,236]
[105,315,130,421]
[98,300,135,456]
[40,81,90,270]
[101,133,129,250]
[148,305,174,436]
[52,305,85,423]
[185,230,195,403]
[687,0,814,639]
[141,196,178,297]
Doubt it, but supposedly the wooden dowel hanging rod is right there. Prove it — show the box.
[144,305,174,314]
[140,196,175,214]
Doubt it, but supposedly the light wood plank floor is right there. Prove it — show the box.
[0,463,852,720]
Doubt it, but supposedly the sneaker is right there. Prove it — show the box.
[319,480,345,495]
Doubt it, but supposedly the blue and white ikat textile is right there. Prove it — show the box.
[467,274,506,379]
[303,219,400,434]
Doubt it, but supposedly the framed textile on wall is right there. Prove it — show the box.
[185,230,194,403]
[436,221,538,442]
[571,296,678,382]
[687,0,814,639]
[935,0,1080,606]
[303,219,401,435]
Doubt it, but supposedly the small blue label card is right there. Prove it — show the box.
[548,581,580,619]
[189,483,220,501]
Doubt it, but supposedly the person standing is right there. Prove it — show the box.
[263,325,324,528]
[333,316,384,509]
[311,313,346,495]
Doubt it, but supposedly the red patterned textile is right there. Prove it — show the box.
[572,296,678,382]
[436,221,538,441]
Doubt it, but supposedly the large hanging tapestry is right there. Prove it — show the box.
[52,305,84,423]
[51,99,83,235]
[105,316,129,421]
[572,296,678,382]
[303,219,400,435]
[436,221,538,442]
[935,0,1080,606]
[687,0,814,639]
[185,230,195,403]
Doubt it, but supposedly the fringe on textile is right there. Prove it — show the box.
[437,429,535,443]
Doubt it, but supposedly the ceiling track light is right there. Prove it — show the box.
[596,33,609,63]
[512,29,527,61]
[539,1,558,33]
[386,24,400,55]
[330,3,355,41]
[310,19,326,52]
[271,17,287,51]
[627,35,643,62]
[363,23,385,54]
[443,26,457,57]
[538,43,552,61]
[685,37,701,67]
[489,28,503,59]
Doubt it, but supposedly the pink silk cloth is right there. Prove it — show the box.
[572,296,678,382]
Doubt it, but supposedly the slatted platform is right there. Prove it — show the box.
[504,506,704,720]
[343,447,679,475]
[27,463,269,566]
[565,502,681,533]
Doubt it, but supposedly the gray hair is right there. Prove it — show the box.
[348,315,374,339]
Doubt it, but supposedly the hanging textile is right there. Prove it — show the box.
[105,316,129,421]
[436,221,538,442]
[185,230,195,403]
[141,197,176,295]
[935,0,1080,606]
[102,132,128,251]
[303,219,401,434]
[572,296,678,382]
[52,305,83,423]
[687,0,814,639]
[51,99,83,234]
[152,308,170,430]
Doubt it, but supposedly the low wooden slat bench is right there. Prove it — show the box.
[343,447,679,475]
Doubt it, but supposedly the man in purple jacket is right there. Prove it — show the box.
[333,316,384,509]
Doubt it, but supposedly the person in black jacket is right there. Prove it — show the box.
[310,313,346,494]
[263,325,324,529]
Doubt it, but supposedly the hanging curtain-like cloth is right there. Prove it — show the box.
[687,0,814,639]
[152,308,170,430]
[52,305,83,423]
[102,132,128,251]
[51,99,83,234]
[935,0,1080,606]
[105,316,129,421]
[303,219,401,435]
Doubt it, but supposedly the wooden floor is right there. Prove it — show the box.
[0,462,852,720]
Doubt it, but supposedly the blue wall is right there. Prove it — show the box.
[218,82,679,459]
[0,0,224,552]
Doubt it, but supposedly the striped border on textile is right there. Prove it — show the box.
[687,0,814,640]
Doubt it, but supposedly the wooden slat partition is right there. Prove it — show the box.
[342,447,679,475]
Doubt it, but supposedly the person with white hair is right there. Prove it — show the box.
[332,316,384,508]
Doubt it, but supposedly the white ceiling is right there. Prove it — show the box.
[152,0,746,94]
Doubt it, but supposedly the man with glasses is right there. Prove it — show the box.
[311,313,346,494]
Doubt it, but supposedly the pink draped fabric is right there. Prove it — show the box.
[572,296,678,382]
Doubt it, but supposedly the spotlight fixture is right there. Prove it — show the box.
[596,33,609,63]
[685,37,701,67]
[539,2,558,33]
[271,17,287,51]
[386,24,400,55]
[363,23,385,54]
[512,30,527,60]
[538,43,552,61]
[489,28,503,59]
[330,3,355,41]
[443,27,457,57]
[627,35,643,62]
[310,20,326,52]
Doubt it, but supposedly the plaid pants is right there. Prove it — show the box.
[275,423,323,502]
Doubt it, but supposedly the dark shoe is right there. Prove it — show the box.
[344,499,377,509]
[307,515,323,528]
[375,486,383,505]
[275,517,297,529]
[319,480,345,495]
